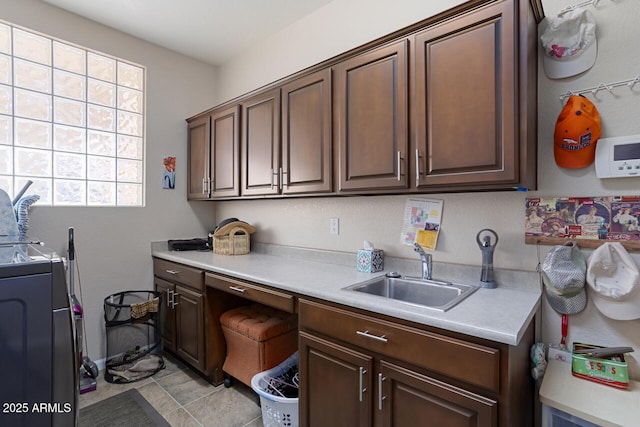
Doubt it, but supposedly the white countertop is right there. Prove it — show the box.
[540,359,640,427]
[151,244,541,346]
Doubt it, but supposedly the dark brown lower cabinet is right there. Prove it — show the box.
[298,298,532,427]
[154,277,205,372]
[154,278,177,352]
[153,258,207,374]
[299,332,496,427]
[173,285,205,370]
[300,332,373,427]
[379,361,496,426]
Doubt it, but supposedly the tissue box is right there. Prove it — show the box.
[571,343,629,389]
[357,249,384,273]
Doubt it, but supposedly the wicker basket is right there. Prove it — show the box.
[213,226,250,255]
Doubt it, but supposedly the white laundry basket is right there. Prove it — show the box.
[251,352,299,427]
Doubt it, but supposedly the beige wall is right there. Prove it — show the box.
[215,0,640,373]
[214,0,467,103]
[5,0,640,370]
[1,0,218,362]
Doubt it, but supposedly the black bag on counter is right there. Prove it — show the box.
[168,238,209,251]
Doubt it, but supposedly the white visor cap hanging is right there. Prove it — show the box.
[586,242,640,320]
[540,9,597,79]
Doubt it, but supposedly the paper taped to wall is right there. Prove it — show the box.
[401,198,443,250]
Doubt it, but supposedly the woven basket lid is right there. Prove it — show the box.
[213,218,256,236]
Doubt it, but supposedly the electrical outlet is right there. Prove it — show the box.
[330,217,340,235]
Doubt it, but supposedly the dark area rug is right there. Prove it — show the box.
[78,388,170,427]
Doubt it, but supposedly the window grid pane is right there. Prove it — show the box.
[0,19,145,206]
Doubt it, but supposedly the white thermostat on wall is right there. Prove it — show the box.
[595,134,640,178]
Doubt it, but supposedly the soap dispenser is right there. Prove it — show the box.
[476,229,498,289]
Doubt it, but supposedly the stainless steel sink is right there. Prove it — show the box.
[344,276,479,312]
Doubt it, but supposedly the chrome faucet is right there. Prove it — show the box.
[413,243,432,280]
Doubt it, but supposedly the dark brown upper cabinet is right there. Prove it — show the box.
[281,69,333,195]
[240,89,281,196]
[210,105,240,198]
[412,0,537,191]
[187,0,541,199]
[187,114,210,200]
[334,39,409,193]
[241,69,333,197]
[187,105,240,199]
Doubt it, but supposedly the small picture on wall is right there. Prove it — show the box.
[610,196,640,241]
[163,156,176,189]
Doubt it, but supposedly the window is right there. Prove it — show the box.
[0,21,146,206]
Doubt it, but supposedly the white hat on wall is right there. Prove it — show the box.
[540,9,598,79]
[586,242,640,320]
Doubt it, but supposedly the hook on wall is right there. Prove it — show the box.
[591,82,614,96]
[627,75,640,90]
[558,73,640,103]
[559,90,577,102]
[559,0,601,15]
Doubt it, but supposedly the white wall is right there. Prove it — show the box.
[215,0,640,373]
[1,0,218,362]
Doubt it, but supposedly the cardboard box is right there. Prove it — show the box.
[571,342,629,390]
[357,249,384,273]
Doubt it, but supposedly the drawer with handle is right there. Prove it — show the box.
[205,272,295,313]
[299,298,500,392]
[153,258,204,291]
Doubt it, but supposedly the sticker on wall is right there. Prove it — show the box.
[163,156,176,189]
[526,196,640,242]
[401,198,443,250]
[610,196,640,239]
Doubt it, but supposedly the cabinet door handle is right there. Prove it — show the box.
[165,269,180,275]
[228,285,246,293]
[279,167,288,190]
[356,330,388,343]
[359,367,367,402]
[172,291,179,308]
[271,168,278,190]
[378,373,386,411]
[415,149,422,187]
[397,151,404,181]
[167,289,178,308]
[202,177,207,194]
[207,177,213,194]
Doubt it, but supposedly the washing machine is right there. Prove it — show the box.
[0,242,78,426]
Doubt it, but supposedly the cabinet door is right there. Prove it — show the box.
[281,69,333,195]
[241,89,281,196]
[379,361,497,427]
[211,105,240,198]
[187,114,211,199]
[175,285,205,372]
[299,332,373,427]
[154,278,176,353]
[413,0,516,188]
[334,39,408,192]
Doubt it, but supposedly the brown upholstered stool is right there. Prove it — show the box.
[220,303,298,387]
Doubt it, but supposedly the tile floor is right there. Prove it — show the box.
[79,353,263,427]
